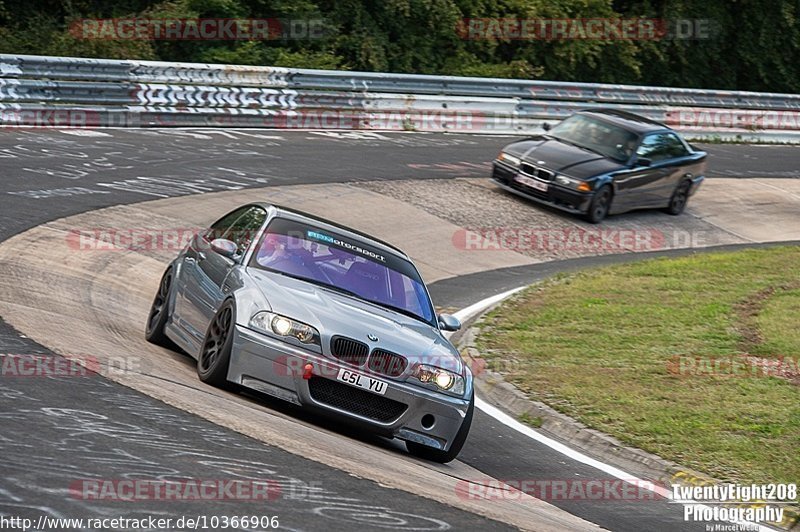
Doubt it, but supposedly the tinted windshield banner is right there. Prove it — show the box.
[306,230,386,263]
[261,217,422,282]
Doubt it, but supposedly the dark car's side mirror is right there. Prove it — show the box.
[438,313,462,332]
[636,157,652,167]
[210,238,238,259]
[541,122,552,131]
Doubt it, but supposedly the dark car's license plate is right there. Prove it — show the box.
[515,174,548,192]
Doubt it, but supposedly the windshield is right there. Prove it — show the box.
[250,218,435,325]
[548,114,638,162]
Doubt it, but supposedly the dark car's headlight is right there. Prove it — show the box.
[497,151,521,167]
[250,311,319,345]
[555,175,592,192]
[411,364,466,395]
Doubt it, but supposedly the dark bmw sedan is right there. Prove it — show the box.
[492,109,707,223]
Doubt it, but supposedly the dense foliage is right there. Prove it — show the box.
[1,0,798,92]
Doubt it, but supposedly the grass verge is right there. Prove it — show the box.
[476,246,800,485]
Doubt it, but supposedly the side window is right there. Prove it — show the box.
[206,207,249,241]
[636,133,689,162]
[222,206,268,255]
[664,133,690,158]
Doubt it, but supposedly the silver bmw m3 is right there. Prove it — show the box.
[145,203,474,462]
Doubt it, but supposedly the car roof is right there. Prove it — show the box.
[252,203,410,259]
[578,109,670,135]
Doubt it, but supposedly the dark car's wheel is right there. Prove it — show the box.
[664,180,691,215]
[145,267,175,348]
[197,300,236,387]
[585,185,612,224]
[406,393,474,463]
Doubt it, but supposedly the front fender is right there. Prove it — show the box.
[224,267,273,327]
[163,258,182,318]
[592,175,616,195]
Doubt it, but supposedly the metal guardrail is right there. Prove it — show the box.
[2,53,800,141]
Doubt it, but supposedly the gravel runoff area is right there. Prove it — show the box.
[358,178,745,262]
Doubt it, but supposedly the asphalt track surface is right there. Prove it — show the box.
[1,128,798,532]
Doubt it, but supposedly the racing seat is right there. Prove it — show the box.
[342,260,389,302]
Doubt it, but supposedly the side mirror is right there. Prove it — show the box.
[541,122,552,132]
[438,313,462,332]
[210,238,237,259]
[637,157,652,167]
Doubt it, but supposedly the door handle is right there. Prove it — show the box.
[197,252,207,261]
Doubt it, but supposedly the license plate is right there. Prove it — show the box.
[336,368,388,395]
[515,174,548,192]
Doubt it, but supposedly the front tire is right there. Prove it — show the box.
[197,300,236,387]
[406,393,474,463]
[145,267,175,348]
[585,185,612,224]
[664,180,691,215]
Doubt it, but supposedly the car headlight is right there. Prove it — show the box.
[497,151,521,167]
[412,364,465,395]
[250,311,319,345]
[555,175,592,192]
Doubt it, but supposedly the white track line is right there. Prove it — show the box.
[453,287,777,532]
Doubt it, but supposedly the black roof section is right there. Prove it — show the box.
[578,108,669,134]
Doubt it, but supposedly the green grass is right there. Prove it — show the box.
[477,246,800,485]
[518,412,544,428]
[757,287,800,357]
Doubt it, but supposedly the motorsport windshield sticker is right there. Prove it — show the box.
[306,230,386,262]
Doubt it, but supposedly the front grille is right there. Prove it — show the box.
[520,162,555,181]
[330,336,369,366]
[538,168,555,181]
[368,349,408,377]
[308,377,407,423]
[492,164,515,184]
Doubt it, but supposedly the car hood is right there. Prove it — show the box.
[247,269,463,373]
[515,135,627,180]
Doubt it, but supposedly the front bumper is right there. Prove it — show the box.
[492,160,594,214]
[228,325,471,451]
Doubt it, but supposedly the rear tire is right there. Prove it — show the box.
[145,267,176,348]
[585,185,612,224]
[664,180,691,215]
[406,393,474,463]
[197,300,236,387]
